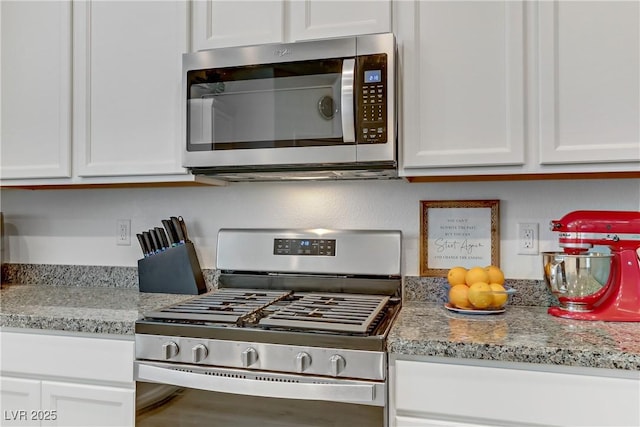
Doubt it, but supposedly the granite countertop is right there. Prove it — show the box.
[2,278,639,372]
[0,284,194,335]
[388,302,640,371]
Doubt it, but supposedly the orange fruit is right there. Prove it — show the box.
[468,282,493,309]
[448,284,471,309]
[447,266,467,287]
[485,265,505,285]
[465,267,490,286]
[489,283,508,308]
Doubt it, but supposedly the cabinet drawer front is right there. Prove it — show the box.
[395,360,640,426]
[0,332,133,384]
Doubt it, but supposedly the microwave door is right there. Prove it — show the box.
[185,58,358,168]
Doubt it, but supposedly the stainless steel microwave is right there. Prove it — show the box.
[182,33,396,181]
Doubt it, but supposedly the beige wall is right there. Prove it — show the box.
[1,178,638,279]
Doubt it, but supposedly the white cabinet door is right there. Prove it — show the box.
[73,0,187,177]
[0,377,41,427]
[392,358,640,427]
[41,381,134,427]
[191,0,390,51]
[0,332,135,427]
[0,1,72,180]
[537,1,640,166]
[289,1,391,42]
[192,0,284,50]
[398,0,525,172]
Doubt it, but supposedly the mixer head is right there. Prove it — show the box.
[550,210,640,254]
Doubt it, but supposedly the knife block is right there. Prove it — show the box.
[137,242,206,295]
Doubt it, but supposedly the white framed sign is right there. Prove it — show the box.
[420,200,500,276]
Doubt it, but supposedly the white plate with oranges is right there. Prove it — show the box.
[445,265,514,314]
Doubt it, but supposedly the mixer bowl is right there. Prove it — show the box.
[542,252,613,311]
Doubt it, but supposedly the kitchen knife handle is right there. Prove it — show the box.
[155,227,170,250]
[171,216,186,244]
[177,216,190,242]
[149,229,162,253]
[162,219,178,246]
[142,231,154,255]
[136,233,150,257]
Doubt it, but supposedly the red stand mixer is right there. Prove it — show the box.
[547,210,640,321]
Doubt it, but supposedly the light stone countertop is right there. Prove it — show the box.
[0,284,194,335]
[388,302,640,371]
[2,276,639,371]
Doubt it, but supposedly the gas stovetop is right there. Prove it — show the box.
[135,229,402,379]
[136,288,400,352]
[143,288,391,334]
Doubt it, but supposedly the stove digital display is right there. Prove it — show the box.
[274,238,336,256]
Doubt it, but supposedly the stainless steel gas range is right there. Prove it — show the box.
[134,228,401,427]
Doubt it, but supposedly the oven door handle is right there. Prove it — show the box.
[341,58,356,143]
[135,362,379,405]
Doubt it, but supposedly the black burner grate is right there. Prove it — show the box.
[145,289,292,323]
[258,293,389,333]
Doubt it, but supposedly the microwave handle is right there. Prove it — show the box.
[341,58,356,143]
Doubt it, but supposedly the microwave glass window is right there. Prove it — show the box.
[187,59,348,151]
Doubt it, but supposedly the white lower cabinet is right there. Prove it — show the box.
[41,381,133,427]
[0,330,135,427]
[390,357,640,427]
[0,378,41,426]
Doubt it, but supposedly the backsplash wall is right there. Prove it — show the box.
[1,178,638,280]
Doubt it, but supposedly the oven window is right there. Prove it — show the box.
[137,382,383,427]
[186,59,348,151]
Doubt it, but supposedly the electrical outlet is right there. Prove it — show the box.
[116,219,131,246]
[517,222,539,255]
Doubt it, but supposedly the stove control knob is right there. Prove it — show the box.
[241,347,258,367]
[192,344,208,363]
[295,352,312,373]
[329,355,346,376]
[162,341,179,360]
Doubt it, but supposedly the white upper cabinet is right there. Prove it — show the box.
[398,0,640,178]
[192,0,391,51]
[397,0,526,172]
[1,1,220,187]
[192,0,285,50]
[537,1,640,166]
[0,1,72,180]
[73,1,187,177]
[289,1,391,42]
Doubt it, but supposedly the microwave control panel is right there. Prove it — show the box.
[356,54,387,144]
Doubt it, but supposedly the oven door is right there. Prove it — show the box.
[135,361,386,427]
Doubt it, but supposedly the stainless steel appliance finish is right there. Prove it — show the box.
[182,33,396,181]
[135,228,401,426]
